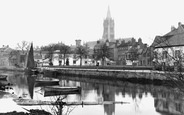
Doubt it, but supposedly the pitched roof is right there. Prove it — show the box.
[86,41,97,49]
[94,42,105,49]
[117,42,130,48]
[155,33,184,48]
[152,23,184,48]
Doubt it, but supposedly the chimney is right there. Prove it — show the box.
[144,44,147,48]
[75,39,81,46]
[171,26,176,31]
[106,40,109,46]
[178,22,182,27]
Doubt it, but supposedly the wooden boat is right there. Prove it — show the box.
[0,75,7,81]
[44,86,81,97]
[35,77,60,87]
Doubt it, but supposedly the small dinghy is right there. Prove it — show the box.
[35,77,60,87]
[44,86,81,97]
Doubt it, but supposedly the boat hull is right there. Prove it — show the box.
[44,86,81,97]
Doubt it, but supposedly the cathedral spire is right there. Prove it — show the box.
[106,6,111,19]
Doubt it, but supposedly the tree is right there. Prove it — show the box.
[55,44,71,66]
[16,41,30,54]
[93,43,110,66]
[75,45,89,67]
[41,43,57,61]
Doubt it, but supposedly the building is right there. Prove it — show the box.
[102,6,115,42]
[152,22,184,70]
[0,45,13,67]
[117,38,146,65]
[86,6,115,49]
[93,40,116,66]
[137,44,152,66]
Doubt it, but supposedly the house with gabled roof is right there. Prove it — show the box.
[137,44,152,66]
[152,22,184,70]
[117,38,146,65]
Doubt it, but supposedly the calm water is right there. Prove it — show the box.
[0,70,184,115]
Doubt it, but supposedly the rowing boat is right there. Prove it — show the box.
[44,86,81,97]
[35,77,60,87]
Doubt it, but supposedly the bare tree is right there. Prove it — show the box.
[16,41,30,54]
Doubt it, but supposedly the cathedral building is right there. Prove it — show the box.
[86,6,115,49]
[102,6,115,42]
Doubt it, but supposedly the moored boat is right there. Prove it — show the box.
[35,77,60,87]
[44,86,81,97]
[0,75,7,81]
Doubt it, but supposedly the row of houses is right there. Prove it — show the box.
[90,22,184,69]
[89,37,151,66]
[1,22,184,68]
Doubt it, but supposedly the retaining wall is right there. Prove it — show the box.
[39,67,180,82]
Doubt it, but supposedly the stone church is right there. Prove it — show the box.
[102,6,115,42]
[86,6,115,49]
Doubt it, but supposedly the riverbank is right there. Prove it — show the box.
[38,66,183,83]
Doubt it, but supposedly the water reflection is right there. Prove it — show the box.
[59,76,184,115]
[0,72,184,115]
[7,72,35,99]
[154,87,184,115]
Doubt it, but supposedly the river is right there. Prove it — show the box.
[0,70,183,115]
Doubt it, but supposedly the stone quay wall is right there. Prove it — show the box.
[39,67,178,82]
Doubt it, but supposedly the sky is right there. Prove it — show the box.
[0,0,184,49]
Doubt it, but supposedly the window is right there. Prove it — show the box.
[175,50,181,58]
[162,51,168,59]
[85,61,87,64]
[73,60,76,64]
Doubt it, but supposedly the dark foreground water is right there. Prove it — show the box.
[0,70,184,115]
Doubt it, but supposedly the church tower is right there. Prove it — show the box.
[102,6,115,42]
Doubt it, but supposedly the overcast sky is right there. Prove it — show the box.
[0,0,184,48]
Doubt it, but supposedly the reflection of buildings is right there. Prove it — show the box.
[154,90,184,115]
[60,76,184,115]
[103,85,115,115]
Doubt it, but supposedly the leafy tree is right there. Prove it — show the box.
[41,43,57,61]
[75,45,89,67]
[93,43,110,66]
[55,44,71,66]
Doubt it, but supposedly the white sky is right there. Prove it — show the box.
[0,0,184,49]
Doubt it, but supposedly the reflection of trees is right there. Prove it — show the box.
[7,73,29,98]
[6,73,35,99]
